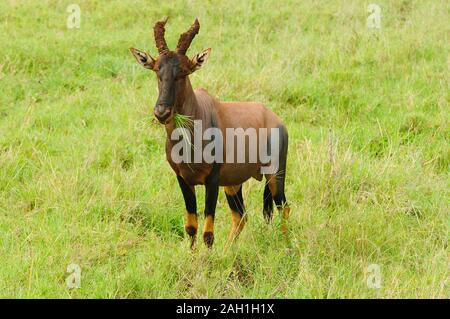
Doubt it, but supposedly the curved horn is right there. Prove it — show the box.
[176,18,200,55]
[154,17,169,55]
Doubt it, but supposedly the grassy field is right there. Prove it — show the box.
[0,0,448,298]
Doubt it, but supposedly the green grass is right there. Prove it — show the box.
[0,0,448,298]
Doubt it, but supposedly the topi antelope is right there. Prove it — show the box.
[130,18,289,248]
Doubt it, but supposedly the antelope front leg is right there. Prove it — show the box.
[224,185,247,246]
[203,165,220,248]
[177,175,197,248]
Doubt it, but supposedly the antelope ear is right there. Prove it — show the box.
[130,47,156,70]
[190,48,211,72]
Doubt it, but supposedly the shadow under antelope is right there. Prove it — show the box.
[130,18,290,248]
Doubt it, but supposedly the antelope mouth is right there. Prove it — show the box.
[155,107,174,124]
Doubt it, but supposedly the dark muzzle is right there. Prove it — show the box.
[154,78,176,124]
[154,104,172,124]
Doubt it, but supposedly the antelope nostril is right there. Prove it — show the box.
[154,106,172,123]
[156,104,166,115]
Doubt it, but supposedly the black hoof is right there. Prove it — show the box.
[185,225,197,237]
[263,210,273,223]
[203,232,214,248]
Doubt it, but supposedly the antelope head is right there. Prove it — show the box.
[130,18,211,124]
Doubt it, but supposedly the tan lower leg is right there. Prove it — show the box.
[280,206,290,234]
[185,212,198,248]
[227,211,247,244]
[203,215,214,247]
